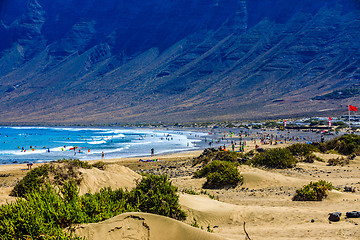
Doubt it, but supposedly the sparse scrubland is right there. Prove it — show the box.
[1,160,185,239]
[10,159,103,197]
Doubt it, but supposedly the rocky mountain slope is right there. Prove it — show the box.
[0,0,359,124]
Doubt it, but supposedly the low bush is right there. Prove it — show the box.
[183,189,198,195]
[200,189,217,200]
[194,160,243,188]
[251,148,297,169]
[215,151,245,162]
[316,134,360,155]
[293,180,333,201]
[130,174,186,220]
[1,175,185,239]
[287,143,318,158]
[91,161,106,170]
[10,164,50,197]
[303,153,322,163]
[193,148,245,166]
[56,158,92,169]
[11,159,92,198]
[327,157,350,166]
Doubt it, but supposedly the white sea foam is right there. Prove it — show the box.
[54,141,85,144]
[88,140,107,145]
[9,149,47,155]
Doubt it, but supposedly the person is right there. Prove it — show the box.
[27,162,33,170]
[101,152,104,158]
[151,148,154,156]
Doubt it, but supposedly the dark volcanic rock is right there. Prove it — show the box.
[346,211,360,218]
[0,0,359,123]
[329,212,342,222]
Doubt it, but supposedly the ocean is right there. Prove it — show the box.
[0,126,208,164]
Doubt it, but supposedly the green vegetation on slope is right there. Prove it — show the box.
[251,148,298,169]
[11,159,104,198]
[2,165,185,239]
[313,134,360,156]
[293,180,333,201]
[194,160,243,188]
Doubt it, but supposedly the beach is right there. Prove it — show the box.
[1,130,360,239]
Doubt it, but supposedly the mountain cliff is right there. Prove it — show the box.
[0,0,359,124]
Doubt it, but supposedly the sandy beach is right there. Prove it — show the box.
[1,133,360,239]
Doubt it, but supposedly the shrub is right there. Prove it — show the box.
[293,180,333,201]
[1,175,186,239]
[200,190,217,200]
[193,148,217,165]
[287,143,318,158]
[318,134,360,155]
[130,174,186,220]
[327,157,350,166]
[193,148,245,166]
[91,161,106,170]
[194,161,243,188]
[10,164,50,197]
[303,153,322,163]
[11,159,92,198]
[191,217,200,228]
[57,158,92,169]
[215,151,244,162]
[251,148,297,169]
[183,189,198,195]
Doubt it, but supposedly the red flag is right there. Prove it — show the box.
[349,105,358,112]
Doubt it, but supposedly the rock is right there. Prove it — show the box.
[346,211,360,218]
[311,219,315,223]
[328,212,341,222]
[344,186,356,192]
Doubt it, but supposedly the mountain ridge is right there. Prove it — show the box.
[0,0,359,124]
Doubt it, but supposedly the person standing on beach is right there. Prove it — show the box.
[151,148,154,156]
[101,152,104,159]
[27,162,33,170]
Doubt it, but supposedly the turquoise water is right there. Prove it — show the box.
[0,126,206,164]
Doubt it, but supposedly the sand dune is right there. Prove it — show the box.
[72,212,227,240]
[78,165,141,195]
[180,190,360,240]
[238,165,308,189]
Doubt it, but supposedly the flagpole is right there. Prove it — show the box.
[349,105,351,134]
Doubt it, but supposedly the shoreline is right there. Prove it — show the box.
[0,126,216,165]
